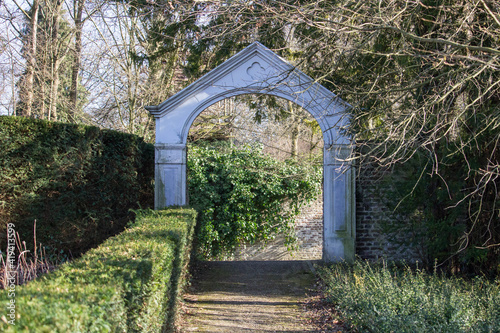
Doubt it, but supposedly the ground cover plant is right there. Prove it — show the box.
[0,116,154,256]
[0,208,196,332]
[318,261,500,333]
[187,141,321,258]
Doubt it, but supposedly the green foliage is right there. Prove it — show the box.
[297,0,500,273]
[377,139,499,274]
[319,261,500,333]
[0,208,197,333]
[184,1,302,79]
[187,141,321,259]
[0,116,154,256]
[378,150,463,264]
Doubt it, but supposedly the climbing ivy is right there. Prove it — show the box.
[187,141,321,259]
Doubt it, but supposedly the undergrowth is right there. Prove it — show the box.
[318,261,500,333]
[0,220,67,289]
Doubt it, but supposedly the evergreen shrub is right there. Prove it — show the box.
[0,116,154,255]
[0,208,197,332]
[319,261,500,332]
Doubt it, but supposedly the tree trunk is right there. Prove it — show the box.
[289,101,299,160]
[40,76,46,119]
[48,61,61,120]
[69,0,85,122]
[47,0,64,121]
[21,0,40,117]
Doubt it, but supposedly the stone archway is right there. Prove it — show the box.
[146,42,355,262]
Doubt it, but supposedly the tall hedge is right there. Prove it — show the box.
[0,116,154,255]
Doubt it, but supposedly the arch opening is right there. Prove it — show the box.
[187,95,324,261]
[181,89,335,147]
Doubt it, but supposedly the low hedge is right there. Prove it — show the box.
[0,115,154,255]
[0,208,197,332]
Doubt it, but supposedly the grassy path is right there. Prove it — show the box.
[180,260,321,332]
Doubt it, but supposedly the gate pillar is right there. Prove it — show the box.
[154,143,187,208]
[323,145,355,262]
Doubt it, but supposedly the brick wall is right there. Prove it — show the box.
[356,164,420,262]
[232,197,323,261]
[232,164,421,262]
[292,197,323,259]
[356,165,387,260]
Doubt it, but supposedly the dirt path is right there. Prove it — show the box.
[180,260,322,332]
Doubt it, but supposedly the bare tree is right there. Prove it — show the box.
[0,8,21,115]
[68,0,85,122]
[286,0,500,268]
[17,0,39,117]
[84,1,190,139]
[10,0,74,120]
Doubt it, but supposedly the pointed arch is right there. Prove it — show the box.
[146,42,355,262]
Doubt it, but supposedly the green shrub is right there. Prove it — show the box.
[187,141,321,258]
[0,208,197,332]
[0,116,154,255]
[318,261,500,332]
[365,140,499,275]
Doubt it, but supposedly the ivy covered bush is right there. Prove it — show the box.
[187,141,322,258]
[0,116,154,256]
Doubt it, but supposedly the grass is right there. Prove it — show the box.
[318,261,500,333]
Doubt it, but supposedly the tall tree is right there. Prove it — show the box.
[69,0,86,122]
[45,0,67,121]
[17,0,40,117]
[284,0,500,271]
[16,0,74,121]
[169,0,499,271]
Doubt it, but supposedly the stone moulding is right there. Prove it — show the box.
[146,41,355,262]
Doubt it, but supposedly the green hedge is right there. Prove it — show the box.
[0,208,197,332]
[0,116,154,255]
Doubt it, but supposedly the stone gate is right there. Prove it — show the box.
[146,42,355,262]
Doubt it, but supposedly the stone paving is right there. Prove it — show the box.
[181,260,321,332]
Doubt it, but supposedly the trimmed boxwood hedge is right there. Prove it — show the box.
[0,116,154,255]
[0,208,197,332]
